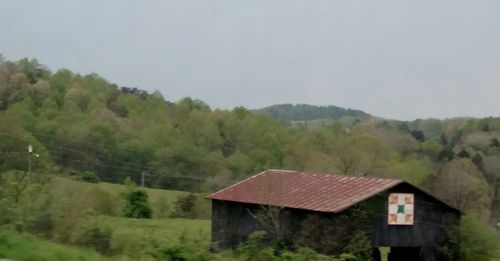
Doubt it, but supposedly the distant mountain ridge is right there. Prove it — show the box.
[252,104,370,121]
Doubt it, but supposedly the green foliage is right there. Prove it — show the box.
[236,231,275,261]
[0,171,52,235]
[0,230,125,261]
[123,190,152,219]
[74,223,113,254]
[235,231,353,261]
[170,193,198,219]
[81,170,99,183]
[149,232,216,261]
[433,159,493,218]
[421,139,442,160]
[451,214,500,261]
[253,104,369,121]
[343,231,372,261]
[410,129,425,142]
[151,244,213,261]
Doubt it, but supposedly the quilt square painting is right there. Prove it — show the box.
[388,193,414,225]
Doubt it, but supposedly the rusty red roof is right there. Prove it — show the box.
[207,169,403,213]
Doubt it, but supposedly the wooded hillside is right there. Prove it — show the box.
[0,56,499,224]
[252,103,370,121]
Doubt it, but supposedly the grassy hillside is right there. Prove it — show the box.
[51,177,192,207]
[0,230,130,261]
[49,176,211,219]
[1,176,213,260]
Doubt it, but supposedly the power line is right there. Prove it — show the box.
[17,130,221,163]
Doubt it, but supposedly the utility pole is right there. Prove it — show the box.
[141,171,149,187]
[28,143,32,176]
[140,171,153,187]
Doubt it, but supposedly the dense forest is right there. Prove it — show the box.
[0,56,499,260]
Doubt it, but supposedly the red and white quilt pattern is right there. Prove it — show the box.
[388,193,414,225]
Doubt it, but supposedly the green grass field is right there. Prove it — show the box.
[43,177,213,260]
[86,216,211,259]
[51,176,192,205]
[50,176,211,219]
[0,230,130,261]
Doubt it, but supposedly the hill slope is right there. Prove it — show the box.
[252,104,370,121]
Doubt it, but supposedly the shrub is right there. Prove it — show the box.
[170,193,197,218]
[81,171,99,183]
[152,196,171,218]
[75,224,112,254]
[236,231,275,261]
[343,231,372,261]
[149,230,215,261]
[123,190,152,219]
[0,171,53,235]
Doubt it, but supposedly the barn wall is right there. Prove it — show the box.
[210,199,364,255]
[211,200,262,250]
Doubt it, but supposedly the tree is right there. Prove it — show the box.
[18,58,50,84]
[491,138,500,148]
[410,130,425,142]
[457,149,470,158]
[123,190,152,219]
[250,205,290,244]
[438,148,454,162]
[433,159,492,219]
[421,140,442,160]
[451,214,499,261]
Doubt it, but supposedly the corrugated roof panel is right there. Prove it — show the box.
[207,169,403,213]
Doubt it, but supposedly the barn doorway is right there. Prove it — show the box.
[386,247,421,261]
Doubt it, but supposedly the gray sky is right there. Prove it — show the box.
[1,0,499,120]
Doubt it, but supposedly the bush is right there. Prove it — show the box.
[123,190,152,219]
[236,231,275,261]
[170,193,197,218]
[81,171,99,183]
[343,231,372,261]
[74,223,112,254]
[149,230,215,261]
[0,171,53,235]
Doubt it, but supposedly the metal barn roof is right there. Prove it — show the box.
[207,169,404,213]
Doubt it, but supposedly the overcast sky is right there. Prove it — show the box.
[1,1,499,120]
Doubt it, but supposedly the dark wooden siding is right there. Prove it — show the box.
[211,200,263,250]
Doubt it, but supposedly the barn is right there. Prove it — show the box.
[207,169,460,261]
